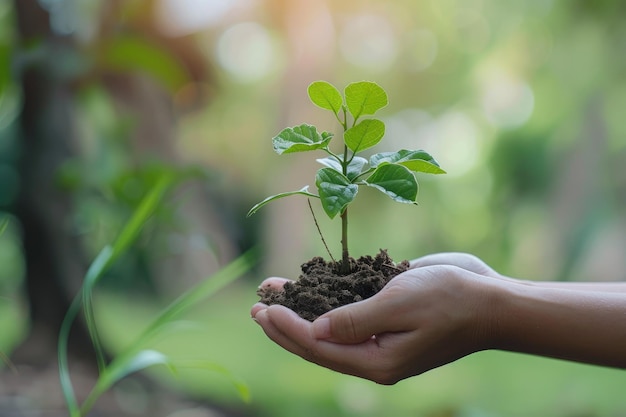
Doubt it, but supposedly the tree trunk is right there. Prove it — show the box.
[11,0,95,366]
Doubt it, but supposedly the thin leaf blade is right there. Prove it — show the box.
[315,168,358,219]
[82,246,115,374]
[83,350,176,414]
[59,175,175,417]
[308,81,343,115]
[179,360,251,403]
[247,186,318,217]
[110,173,175,262]
[0,217,8,236]
[344,119,385,153]
[58,294,82,417]
[365,163,418,203]
[131,248,257,349]
[105,350,175,385]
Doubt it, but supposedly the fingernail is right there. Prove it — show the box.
[253,309,267,323]
[312,317,331,339]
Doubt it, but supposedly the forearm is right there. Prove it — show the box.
[498,275,626,293]
[491,282,626,368]
[526,281,626,293]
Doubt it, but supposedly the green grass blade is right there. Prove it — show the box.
[79,249,256,415]
[84,291,106,373]
[58,293,84,417]
[109,173,174,263]
[59,173,176,416]
[131,247,257,351]
[0,217,8,236]
[81,350,176,416]
[82,174,175,374]
[178,360,251,403]
[58,245,114,417]
[82,246,114,374]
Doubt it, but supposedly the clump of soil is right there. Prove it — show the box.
[258,249,409,321]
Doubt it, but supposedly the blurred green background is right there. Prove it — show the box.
[1,0,626,416]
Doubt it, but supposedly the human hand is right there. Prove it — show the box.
[410,252,501,278]
[252,265,500,384]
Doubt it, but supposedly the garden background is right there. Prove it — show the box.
[1,0,625,416]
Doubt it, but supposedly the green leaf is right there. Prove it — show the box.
[365,163,418,203]
[308,81,343,115]
[344,119,385,153]
[315,168,358,219]
[400,159,447,174]
[272,124,333,155]
[247,186,318,217]
[344,81,388,120]
[370,149,446,174]
[316,156,367,181]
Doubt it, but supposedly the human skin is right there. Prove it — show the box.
[251,253,626,385]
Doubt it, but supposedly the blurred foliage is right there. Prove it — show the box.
[58,175,255,416]
[1,0,625,415]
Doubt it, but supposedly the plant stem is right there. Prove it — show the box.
[340,207,350,274]
[340,115,351,273]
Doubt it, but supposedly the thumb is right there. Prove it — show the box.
[312,294,396,344]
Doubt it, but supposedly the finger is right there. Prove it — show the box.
[254,305,318,359]
[313,285,411,344]
[263,306,420,384]
[258,277,292,291]
[410,253,499,278]
[258,304,419,383]
[409,252,462,268]
[262,304,386,377]
[250,302,268,317]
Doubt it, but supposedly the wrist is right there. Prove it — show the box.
[477,277,528,352]
[488,275,553,354]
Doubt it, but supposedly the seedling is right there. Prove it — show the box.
[248,81,445,275]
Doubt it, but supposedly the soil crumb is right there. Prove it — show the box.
[257,249,409,321]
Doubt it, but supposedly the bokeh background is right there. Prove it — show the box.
[1,0,626,416]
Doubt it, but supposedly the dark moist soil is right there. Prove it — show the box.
[258,249,409,321]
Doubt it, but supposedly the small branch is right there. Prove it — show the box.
[308,199,336,263]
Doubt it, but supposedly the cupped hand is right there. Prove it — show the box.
[252,265,501,384]
[410,252,501,278]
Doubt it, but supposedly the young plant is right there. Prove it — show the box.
[248,81,445,274]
